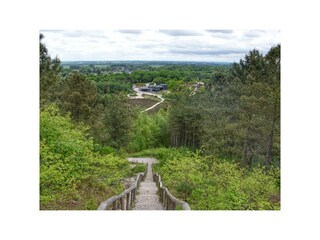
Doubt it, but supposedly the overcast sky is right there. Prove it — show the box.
[40,30,280,62]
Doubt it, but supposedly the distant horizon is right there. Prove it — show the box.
[61,59,234,64]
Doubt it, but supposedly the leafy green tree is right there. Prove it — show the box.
[129,112,153,151]
[152,109,170,147]
[129,109,170,152]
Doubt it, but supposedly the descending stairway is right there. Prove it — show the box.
[131,159,164,210]
[98,157,190,210]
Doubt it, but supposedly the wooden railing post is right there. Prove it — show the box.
[126,193,130,210]
[120,197,125,210]
[160,188,163,203]
[130,189,134,206]
[133,189,136,201]
[166,196,170,210]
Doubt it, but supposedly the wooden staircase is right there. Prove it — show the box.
[98,158,190,211]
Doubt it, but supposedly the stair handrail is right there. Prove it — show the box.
[97,170,146,210]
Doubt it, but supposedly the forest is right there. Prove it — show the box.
[40,33,280,210]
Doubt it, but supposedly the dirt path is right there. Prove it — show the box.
[141,96,164,112]
[128,158,164,210]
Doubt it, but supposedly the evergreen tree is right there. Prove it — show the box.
[168,92,204,150]
[200,46,280,168]
[264,44,281,167]
[40,33,61,106]
[60,72,97,122]
[102,94,135,149]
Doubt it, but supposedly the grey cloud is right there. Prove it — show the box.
[244,30,265,38]
[52,30,107,39]
[159,30,202,36]
[118,30,142,34]
[206,30,234,39]
[168,49,247,56]
[40,29,65,33]
[61,30,86,37]
[136,43,156,49]
[206,30,233,34]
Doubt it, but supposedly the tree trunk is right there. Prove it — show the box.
[242,141,248,168]
[192,133,195,151]
[266,116,276,168]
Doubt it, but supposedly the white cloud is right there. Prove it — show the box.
[40,30,280,62]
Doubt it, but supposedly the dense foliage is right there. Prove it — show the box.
[40,105,132,209]
[129,110,170,152]
[87,73,132,94]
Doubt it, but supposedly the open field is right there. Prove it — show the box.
[128,98,167,114]
[147,101,168,115]
[128,98,159,110]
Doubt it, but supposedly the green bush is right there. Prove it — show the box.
[154,151,280,210]
[131,163,147,175]
[131,147,191,164]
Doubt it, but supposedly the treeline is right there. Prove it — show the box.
[62,60,230,92]
[130,65,225,84]
[86,73,132,94]
[166,45,280,169]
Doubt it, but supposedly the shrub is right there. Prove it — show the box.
[154,150,280,210]
[40,105,132,209]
